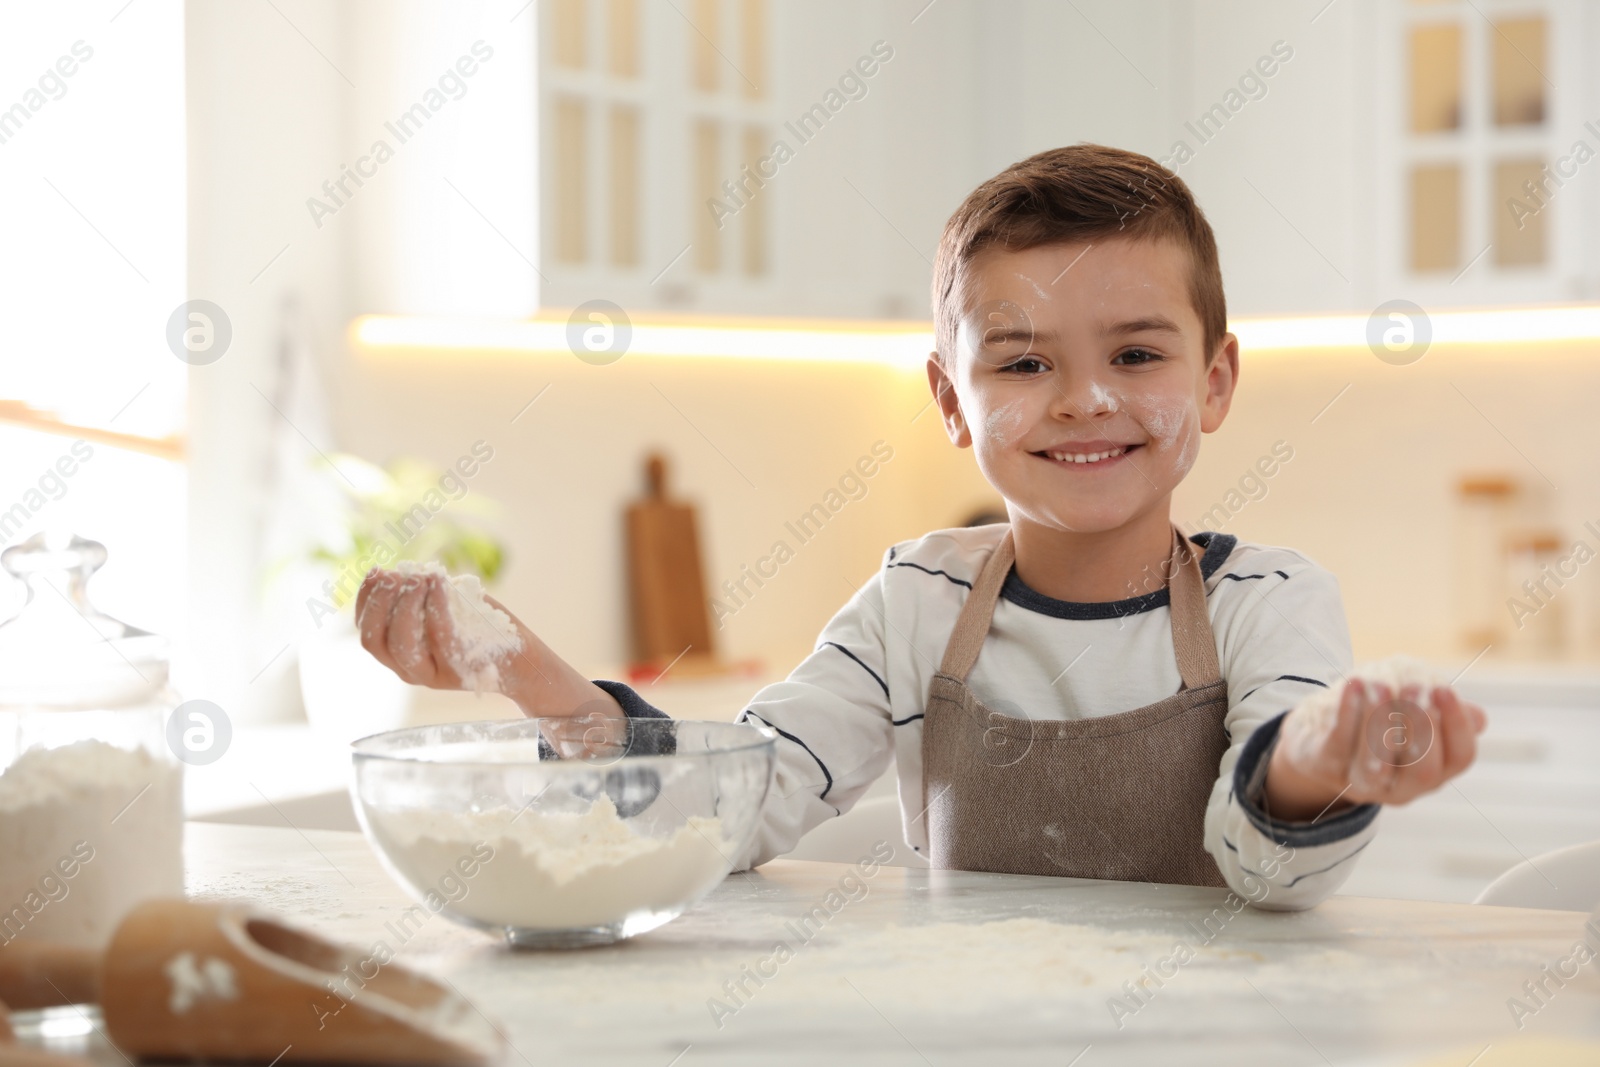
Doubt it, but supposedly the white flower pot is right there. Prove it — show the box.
[298,620,414,745]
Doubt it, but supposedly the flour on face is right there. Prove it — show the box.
[1126,392,1202,479]
[1131,394,1196,448]
[1014,272,1050,304]
[1133,396,1189,447]
[1086,381,1121,415]
[983,399,1028,446]
[1170,420,1200,478]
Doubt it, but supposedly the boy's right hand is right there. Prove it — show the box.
[355,569,479,692]
[354,568,625,724]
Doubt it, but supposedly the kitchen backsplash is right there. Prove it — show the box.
[340,334,1600,675]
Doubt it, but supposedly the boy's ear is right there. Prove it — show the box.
[1199,332,1239,433]
[925,354,971,447]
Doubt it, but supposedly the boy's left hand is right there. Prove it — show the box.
[1264,679,1488,821]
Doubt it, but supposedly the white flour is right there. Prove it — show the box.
[393,562,522,692]
[163,952,239,1013]
[513,916,1422,1015]
[0,740,183,949]
[1086,381,1121,413]
[1131,393,1190,448]
[982,399,1027,446]
[367,792,733,932]
[1280,656,1446,768]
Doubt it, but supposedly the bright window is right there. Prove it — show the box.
[0,3,187,648]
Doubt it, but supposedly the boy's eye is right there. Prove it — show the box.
[1113,348,1166,366]
[999,356,1047,374]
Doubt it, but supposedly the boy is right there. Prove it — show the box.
[356,144,1485,909]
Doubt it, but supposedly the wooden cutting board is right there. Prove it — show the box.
[625,453,718,675]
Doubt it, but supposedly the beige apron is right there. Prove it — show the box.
[921,525,1230,887]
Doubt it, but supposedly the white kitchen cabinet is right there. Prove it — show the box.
[533,0,1600,321]
[538,0,781,313]
[533,0,1180,320]
[1368,0,1599,309]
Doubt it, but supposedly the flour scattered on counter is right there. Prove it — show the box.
[487,913,1434,1028]
[1281,655,1446,766]
[403,994,504,1061]
[787,919,1432,1013]
[820,918,1194,989]
[394,561,521,692]
[0,740,183,949]
[367,792,732,931]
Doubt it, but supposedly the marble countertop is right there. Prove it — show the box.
[173,823,1600,1066]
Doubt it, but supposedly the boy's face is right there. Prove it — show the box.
[927,237,1238,536]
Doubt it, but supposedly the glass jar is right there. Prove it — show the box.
[1502,531,1567,660]
[1454,475,1517,652]
[0,533,184,950]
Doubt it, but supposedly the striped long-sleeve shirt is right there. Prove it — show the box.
[599,524,1377,911]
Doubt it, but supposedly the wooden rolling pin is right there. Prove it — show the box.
[0,900,499,1065]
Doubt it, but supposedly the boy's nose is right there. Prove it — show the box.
[1051,378,1120,420]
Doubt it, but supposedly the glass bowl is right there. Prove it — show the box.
[350,716,776,948]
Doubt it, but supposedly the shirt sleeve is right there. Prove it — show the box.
[1203,559,1379,910]
[595,559,896,872]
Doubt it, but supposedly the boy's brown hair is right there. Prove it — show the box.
[932,143,1226,364]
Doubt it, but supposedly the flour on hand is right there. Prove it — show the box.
[393,561,522,693]
[1279,656,1446,768]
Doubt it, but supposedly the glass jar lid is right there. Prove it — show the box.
[0,533,169,710]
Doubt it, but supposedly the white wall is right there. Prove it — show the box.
[186,0,352,720]
[185,0,544,721]
[1171,338,1600,666]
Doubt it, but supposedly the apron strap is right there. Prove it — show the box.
[936,528,1016,680]
[935,525,1222,688]
[1168,526,1222,690]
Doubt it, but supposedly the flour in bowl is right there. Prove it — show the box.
[0,739,183,949]
[392,561,521,692]
[366,792,733,932]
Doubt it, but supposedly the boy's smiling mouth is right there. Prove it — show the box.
[1030,441,1143,467]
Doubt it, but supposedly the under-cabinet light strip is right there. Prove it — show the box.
[354,304,1600,366]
